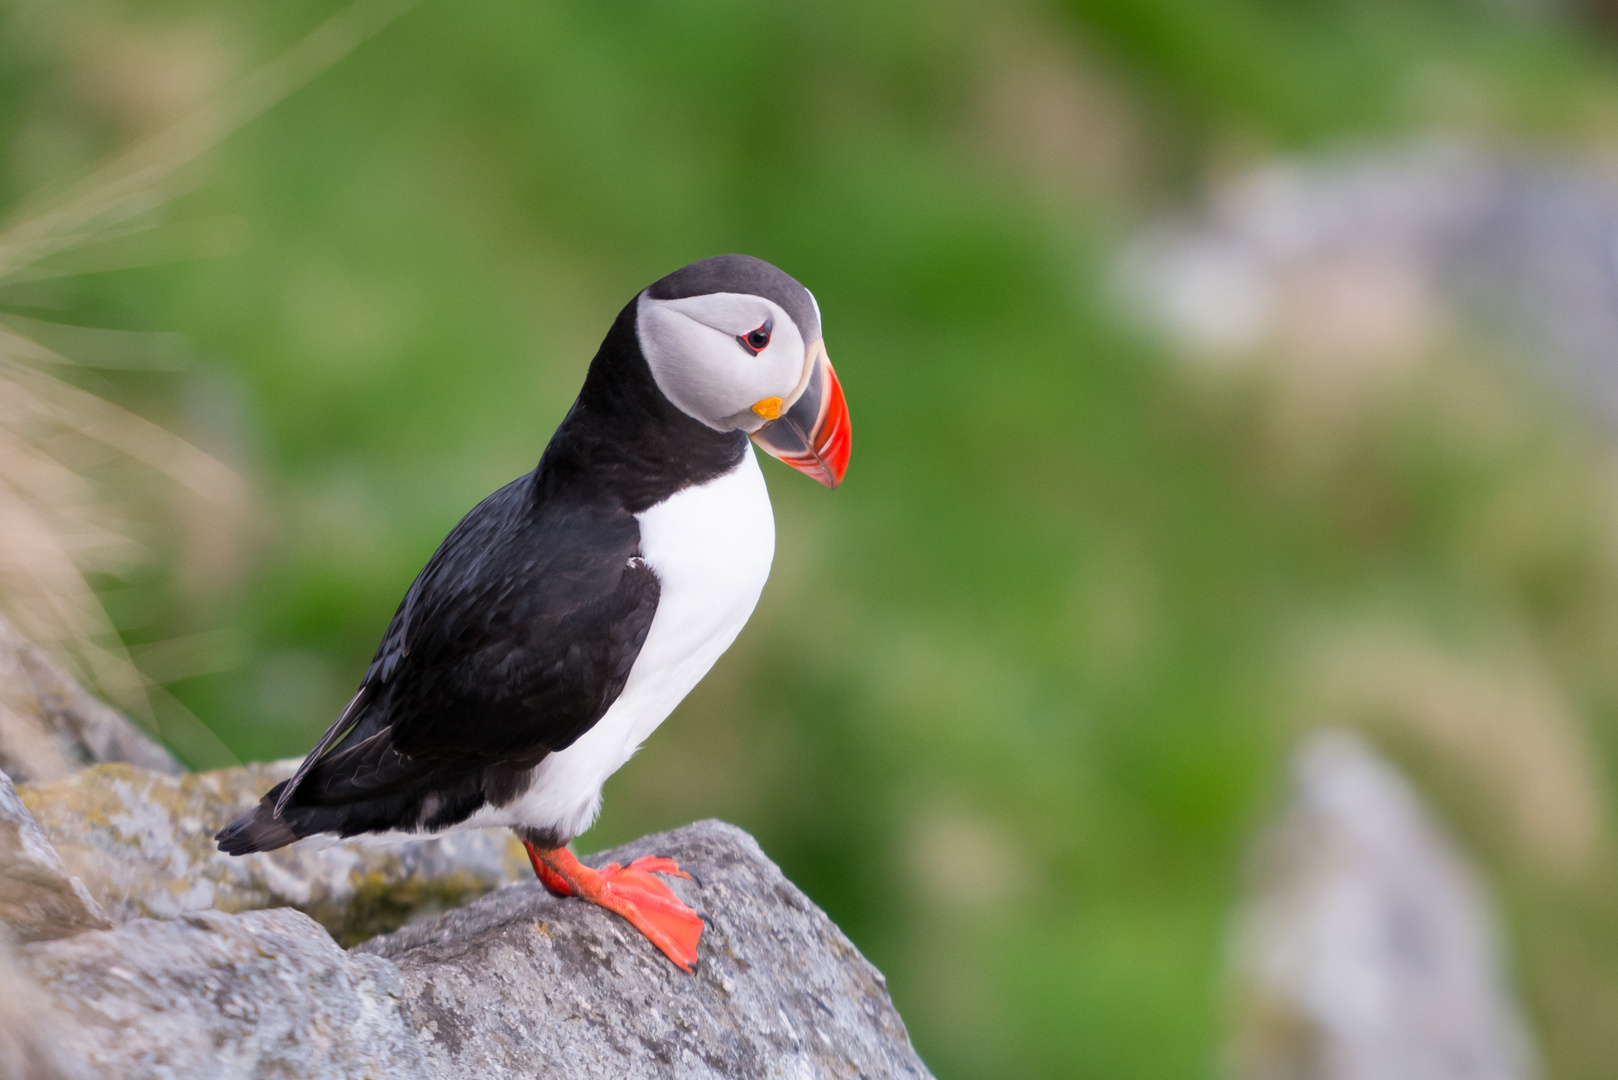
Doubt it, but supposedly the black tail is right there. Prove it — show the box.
[215,760,511,855]
[215,781,301,854]
[215,720,537,855]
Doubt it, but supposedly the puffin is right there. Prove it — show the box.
[217,254,850,972]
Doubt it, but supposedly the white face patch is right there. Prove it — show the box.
[636,291,809,431]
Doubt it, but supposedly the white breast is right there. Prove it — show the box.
[465,447,775,841]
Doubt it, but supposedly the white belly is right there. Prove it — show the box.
[464,447,775,841]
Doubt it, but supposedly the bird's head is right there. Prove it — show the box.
[635,254,851,488]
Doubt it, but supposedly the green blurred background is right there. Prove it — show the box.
[5,0,1618,1076]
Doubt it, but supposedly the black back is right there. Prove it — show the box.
[217,270,755,853]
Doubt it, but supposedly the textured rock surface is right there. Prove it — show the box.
[18,761,529,944]
[0,620,933,1077]
[21,907,428,1080]
[0,767,109,942]
[0,614,179,783]
[0,932,89,1080]
[1229,730,1535,1080]
[361,819,935,1080]
[0,808,933,1080]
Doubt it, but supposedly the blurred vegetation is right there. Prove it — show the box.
[5,0,1618,1077]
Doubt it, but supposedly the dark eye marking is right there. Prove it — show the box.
[737,319,773,356]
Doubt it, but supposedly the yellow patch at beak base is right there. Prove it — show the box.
[751,396,783,420]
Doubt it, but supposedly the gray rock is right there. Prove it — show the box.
[0,767,110,942]
[18,906,428,1080]
[1229,730,1536,1080]
[0,620,932,1076]
[17,762,529,945]
[0,613,179,783]
[0,794,930,1078]
[0,921,94,1080]
[361,819,935,1080]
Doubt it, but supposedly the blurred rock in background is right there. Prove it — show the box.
[0,612,178,782]
[1122,143,1618,429]
[1229,729,1536,1080]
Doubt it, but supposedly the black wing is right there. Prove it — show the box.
[217,474,659,852]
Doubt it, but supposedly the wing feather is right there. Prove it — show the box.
[269,473,659,820]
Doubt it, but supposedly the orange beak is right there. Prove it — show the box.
[751,343,851,489]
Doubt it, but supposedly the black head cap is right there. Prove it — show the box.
[646,254,821,344]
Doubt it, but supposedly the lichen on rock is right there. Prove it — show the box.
[0,622,935,1078]
[0,768,110,943]
[18,761,529,945]
[1,796,935,1080]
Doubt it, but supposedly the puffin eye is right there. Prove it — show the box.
[737,320,773,356]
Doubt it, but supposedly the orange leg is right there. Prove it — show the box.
[522,841,704,972]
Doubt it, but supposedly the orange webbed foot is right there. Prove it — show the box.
[523,843,705,972]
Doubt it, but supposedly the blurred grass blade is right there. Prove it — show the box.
[0,0,424,283]
[0,0,423,766]
[1,343,242,503]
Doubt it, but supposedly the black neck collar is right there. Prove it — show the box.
[533,298,748,514]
